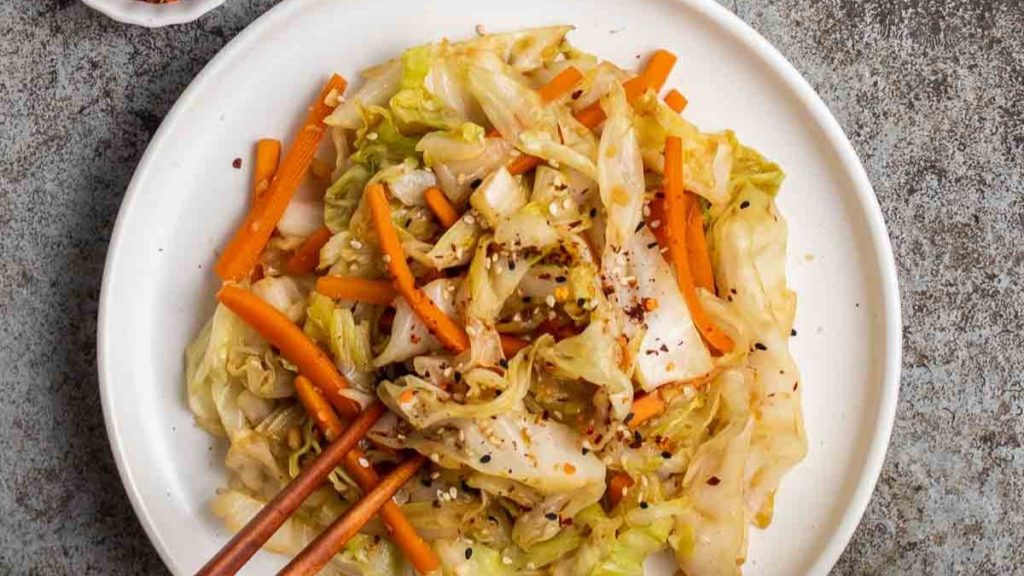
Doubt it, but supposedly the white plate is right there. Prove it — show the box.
[81,0,224,28]
[98,0,902,574]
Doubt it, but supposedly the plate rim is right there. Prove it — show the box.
[97,0,902,573]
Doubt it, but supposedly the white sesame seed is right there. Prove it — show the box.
[545,294,556,307]
[457,173,468,185]
[548,203,559,216]
[502,556,513,565]
[382,254,392,263]
[430,471,440,480]
[349,239,363,249]
[464,214,476,225]
[358,457,370,468]
[430,453,440,463]
[365,132,378,141]
[449,486,458,498]
[650,219,662,229]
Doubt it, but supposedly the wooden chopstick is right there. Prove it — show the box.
[294,376,440,573]
[195,402,387,576]
[278,454,428,576]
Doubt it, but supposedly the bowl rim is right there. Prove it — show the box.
[80,0,225,28]
[97,0,903,573]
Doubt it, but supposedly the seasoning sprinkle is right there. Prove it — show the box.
[465,547,473,560]
[545,512,558,521]
[754,342,767,351]
[480,454,492,464]
[740,200,750,209]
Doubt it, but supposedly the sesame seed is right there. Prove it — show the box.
[480,454,492,464]
[358,457,370,468]
[365,132,378,141]
[465,547,473,559]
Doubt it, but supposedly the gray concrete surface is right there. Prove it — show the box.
[0,0,1020,573]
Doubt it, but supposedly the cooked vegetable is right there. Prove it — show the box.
[251,138,281,204]
[187,29,803,576]
[216,75,347,281]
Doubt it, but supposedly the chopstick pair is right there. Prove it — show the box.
[196,402,430,576]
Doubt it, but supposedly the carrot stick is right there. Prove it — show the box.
[499,334,529,357]
[685,200,715,293]
[294,375,345,442]
[280,455,427,576]
[627,392,666,429]
[423,186,459,228]
[215,75,348,282]
[217,284,360,418]
[285,226,332,276]
[663,136,733,353]
[316,276,399,306]
[195,403,385,576]
[294,377,440,573]
[606,472,636,510]
[509,54,676,175]
[537,66,585,103]
[251,139,282,205]
[366,184,470,352]
[664,89,688,113]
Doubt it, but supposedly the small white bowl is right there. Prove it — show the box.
[81,0,224,28]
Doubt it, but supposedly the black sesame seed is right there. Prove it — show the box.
[646,242,658,249]
[509,260,516,270]
[571,89,583,100]
[555,275,567,283]
[545,512,558,520]
[582,447,590,455]
[740,200,750,209]
[707,476,721,486]
[624,413,635,423]
[480,454,492,464]
[589,208,598,218]
[465,547,473,559]
[754,342,767,351]
[634,222,645,233]
[576,298,586,307]
[470,178,483,189]
[454,372,462,382]
[791,328,798,337]
[640,502,649,509]
[498,359,509,369]
[523,296,533,303]
[661,450,672,459]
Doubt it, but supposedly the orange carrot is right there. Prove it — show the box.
[310,157,334,183]
[664,89,688,113]
[294,377,440,574]
[251,139,281,204]
[627,392,666,429]
[510,54,677,175]
[217,284,360,418]
[685,201,716,293]
[499,334,530,357]
[294,375,345,442]
[215,75,348,282]
[366,184,470,353]
[280,455,427,576]
[285,226,333,276]
[537,66,585,103]
[663,136,733,353]
[606,473,636,510]
[316,276,399,306]
[423,186,459,228]
[365,183,416,291]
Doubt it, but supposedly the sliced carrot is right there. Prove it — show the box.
[606,472,636,510]
[217,284,360,418]
[366,184,470,353]
[537,66,585,103]
[627,392,666,429]
[663,136,733,353]
[285,226,332,276]
[636,49,677,94]
[506,153,542,176]
[316,276,399,306]
[251,139,281,205]
[499,334,530,357]
[215,75,348,282]
[423,186,459,228]
[280,455,427,575]
[294,375,345,442]
[294,377,440,574]
[685,200,715,293]
[664,89,688,113]
[365,183,416,290]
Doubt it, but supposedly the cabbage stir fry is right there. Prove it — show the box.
[186,25,806,576]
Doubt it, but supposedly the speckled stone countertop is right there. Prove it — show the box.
[0,0,1021,573]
